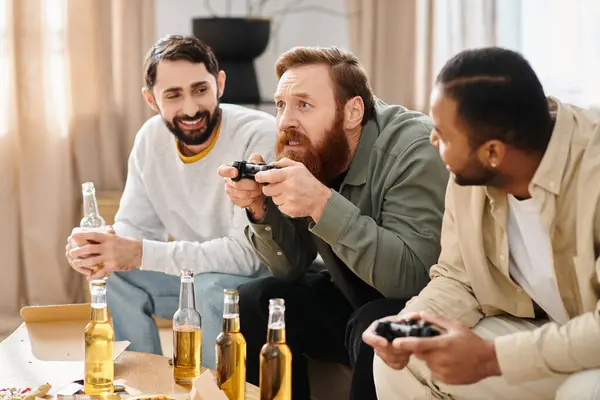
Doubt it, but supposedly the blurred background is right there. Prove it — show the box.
[0,0,599,338]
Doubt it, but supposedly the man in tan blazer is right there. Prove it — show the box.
[363,47,600,399]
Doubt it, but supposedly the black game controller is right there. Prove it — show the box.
[375,319,442,342]
[231,160,280,182]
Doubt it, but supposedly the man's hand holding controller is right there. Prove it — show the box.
[218,153,274,221]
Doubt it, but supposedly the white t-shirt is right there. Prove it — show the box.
[113,104,277,276]
[507,195,569,324]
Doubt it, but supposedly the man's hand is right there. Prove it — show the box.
[65,226,115,269]
[67,230,142,280]
[218,153,267,221]
[393,313,501,385]
[362,313,422,370]
[256,158,331,221]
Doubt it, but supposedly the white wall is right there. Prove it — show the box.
[154,0,351,111]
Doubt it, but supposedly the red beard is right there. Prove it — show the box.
[276,111,350,185]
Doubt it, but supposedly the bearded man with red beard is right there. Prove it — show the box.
[219,46,449,400]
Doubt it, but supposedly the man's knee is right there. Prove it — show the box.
[555,369,600,400]
[239,276,293,312]
[106,271,148,311]
[373,355,403,399]
[194,273,248,314]
[345,299,406,360]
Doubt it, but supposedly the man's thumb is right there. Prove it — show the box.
[248,153,265,164]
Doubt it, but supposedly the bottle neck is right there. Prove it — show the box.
[222,292,240,333]
[90,283,109,322]
[266,326,286,344]
[82,192,100,219]
[91,307,109,322]
[178,278,196,310]
[266,304,286,344]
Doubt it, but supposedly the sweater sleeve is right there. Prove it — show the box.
[112,127,168,242]
[139,113,277,276]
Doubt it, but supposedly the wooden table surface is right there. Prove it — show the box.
[116,351,259,400]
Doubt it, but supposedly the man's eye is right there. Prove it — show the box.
[299,102,310,109]
[276,101,285,108]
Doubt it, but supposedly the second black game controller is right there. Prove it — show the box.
[231,160,280,182]
[375,319,443,342]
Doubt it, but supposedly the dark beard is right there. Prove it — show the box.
[164,103,221,146]
[454,151,498,186]
[276,109,350,185]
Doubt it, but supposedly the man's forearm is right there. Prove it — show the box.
[140,236,262,277]
[245,198,317,281]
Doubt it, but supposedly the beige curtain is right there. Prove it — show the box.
[347,0,498,112]
[0,0,155,336]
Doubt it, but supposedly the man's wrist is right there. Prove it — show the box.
[247,197,268,222]
[311,186,332,223]
[133,238,143,269]
[483,340,502,378]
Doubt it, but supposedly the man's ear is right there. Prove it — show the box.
[217,70,226,99]
[142,87,159,112]
[344,96,364,130]
[477,139,507,168]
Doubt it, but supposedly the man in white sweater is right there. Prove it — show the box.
[65,35,276,368]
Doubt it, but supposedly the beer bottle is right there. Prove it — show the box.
[259,298,291,400]
[80,181,106,230]
[173,268,202,384]
[77,181,108,277]
[216,289,246,400]
[84,279,115,394]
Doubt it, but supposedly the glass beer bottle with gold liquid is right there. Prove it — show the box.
[259,298,291,400]
[216,289,246,400]
[173,269,202,384]
[84,279,114,394]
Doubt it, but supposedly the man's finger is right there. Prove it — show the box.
[69,244,103,259]
[218,164,238,179]
[87,268,110,281]
[224,184,261,200]
[248,153,265,164]
[255,168,287,184]
[362,329,389,349]
[395,311,424,322]
[225,192,261,208]
[374,351,408,370]
[272,157,299,168]
[73,255,105,270]
[224,177,261,192]
[261,182,285,198]
[418,312,457,330]
[73,265,94,276]
[71,231,109,245]
[392,336,445,353]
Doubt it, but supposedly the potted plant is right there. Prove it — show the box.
[193,0,356,104]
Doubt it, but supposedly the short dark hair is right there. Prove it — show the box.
[436,47,553,152]
[143,34,219,89]
[276,46,375,125]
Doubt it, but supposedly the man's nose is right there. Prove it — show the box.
[278,107,298,131]
[182,96,199,117]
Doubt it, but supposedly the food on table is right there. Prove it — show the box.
[0,383,51,400]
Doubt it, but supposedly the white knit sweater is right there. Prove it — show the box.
[113,104,277,276]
